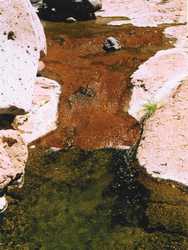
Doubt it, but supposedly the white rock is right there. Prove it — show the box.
[0,130,28,189]
[138,78,188,186]
[97,0,185,27]
[13,77,61,144]
[0,195,8,214]
[0,0,46,115]
[128,48,188,120]
[129,24,188,186]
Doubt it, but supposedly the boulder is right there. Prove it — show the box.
[13,77,61,144]
[30,0,43,11]
[0,0,46,115]
[39,0,102,21]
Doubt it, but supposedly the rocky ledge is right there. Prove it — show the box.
[128,23,188,184]
[0,0,61,211]
[131,25,188,186]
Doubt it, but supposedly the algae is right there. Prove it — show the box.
[0,147,187,249]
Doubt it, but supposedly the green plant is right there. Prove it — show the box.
[143,102,157,118]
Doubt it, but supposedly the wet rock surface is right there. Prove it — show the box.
[36,20,170,149]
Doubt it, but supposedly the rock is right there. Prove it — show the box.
[39,0,102,21]
[12,77,61,144]
[30,0,43,11]
[0,0,46,115]
[0,195,8,214]
[97,0,186,27]
[128,48,188,121]
[37,61,46,75]
[138,78,188,186]
[0,130,28,190]
[65,17,77,23]
[0,130,28,213]
[103,37,121,52]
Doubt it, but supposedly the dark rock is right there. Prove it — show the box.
[30,0,43,11]
[36,0,102,21]
[103,37,121,52]
[68,86,96,107]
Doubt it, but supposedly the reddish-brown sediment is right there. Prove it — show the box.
[36,23,170,149]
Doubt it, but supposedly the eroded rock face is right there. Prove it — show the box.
[0,0,46,115]
[0,130,28,190]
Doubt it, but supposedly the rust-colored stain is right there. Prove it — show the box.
[37,22,170,149]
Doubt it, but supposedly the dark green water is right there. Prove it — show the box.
[0,147,188,249]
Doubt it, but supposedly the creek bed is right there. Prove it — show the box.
[0,19,188,249]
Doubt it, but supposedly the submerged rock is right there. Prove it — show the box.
[103,37,121,52]
[65,17,77,23]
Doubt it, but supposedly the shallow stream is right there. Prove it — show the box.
[0,19,188,250]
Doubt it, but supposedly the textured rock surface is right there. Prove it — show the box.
[13,77,61,144]
[0,1,60,213]
[128,48,188,120]
[97,0,185,27]
[0,0,46,115]
[138,78,188,186]
[129,25,188,185]
[0,130,28,190]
